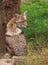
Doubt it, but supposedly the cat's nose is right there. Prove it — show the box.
[26,24,28,27]
[27,24,28,27]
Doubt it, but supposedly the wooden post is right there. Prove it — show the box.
[0,0,20,57]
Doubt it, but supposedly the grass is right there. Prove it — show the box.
[21,47,48,65]
[20,0,48,49]
[20,0,48,37]
[15,47,48,65]
[20,1,48,65]
[2,47,48,65]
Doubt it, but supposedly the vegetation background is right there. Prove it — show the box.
[20,1,48,65]
[21,0,48,50]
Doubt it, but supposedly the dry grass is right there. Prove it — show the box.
[1,47,48,65]
[25,48,48,65]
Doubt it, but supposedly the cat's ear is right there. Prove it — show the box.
[24,11,28,16]
[14,14,20,19]
[23,11,28,20]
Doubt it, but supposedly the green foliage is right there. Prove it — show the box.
[21,1,48,36]
[21,1,48,48]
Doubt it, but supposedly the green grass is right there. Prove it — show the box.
[20,1,48,48]
[21,1,48,34]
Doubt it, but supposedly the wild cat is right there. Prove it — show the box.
[6,11,28,36]
[5,11,28,56]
